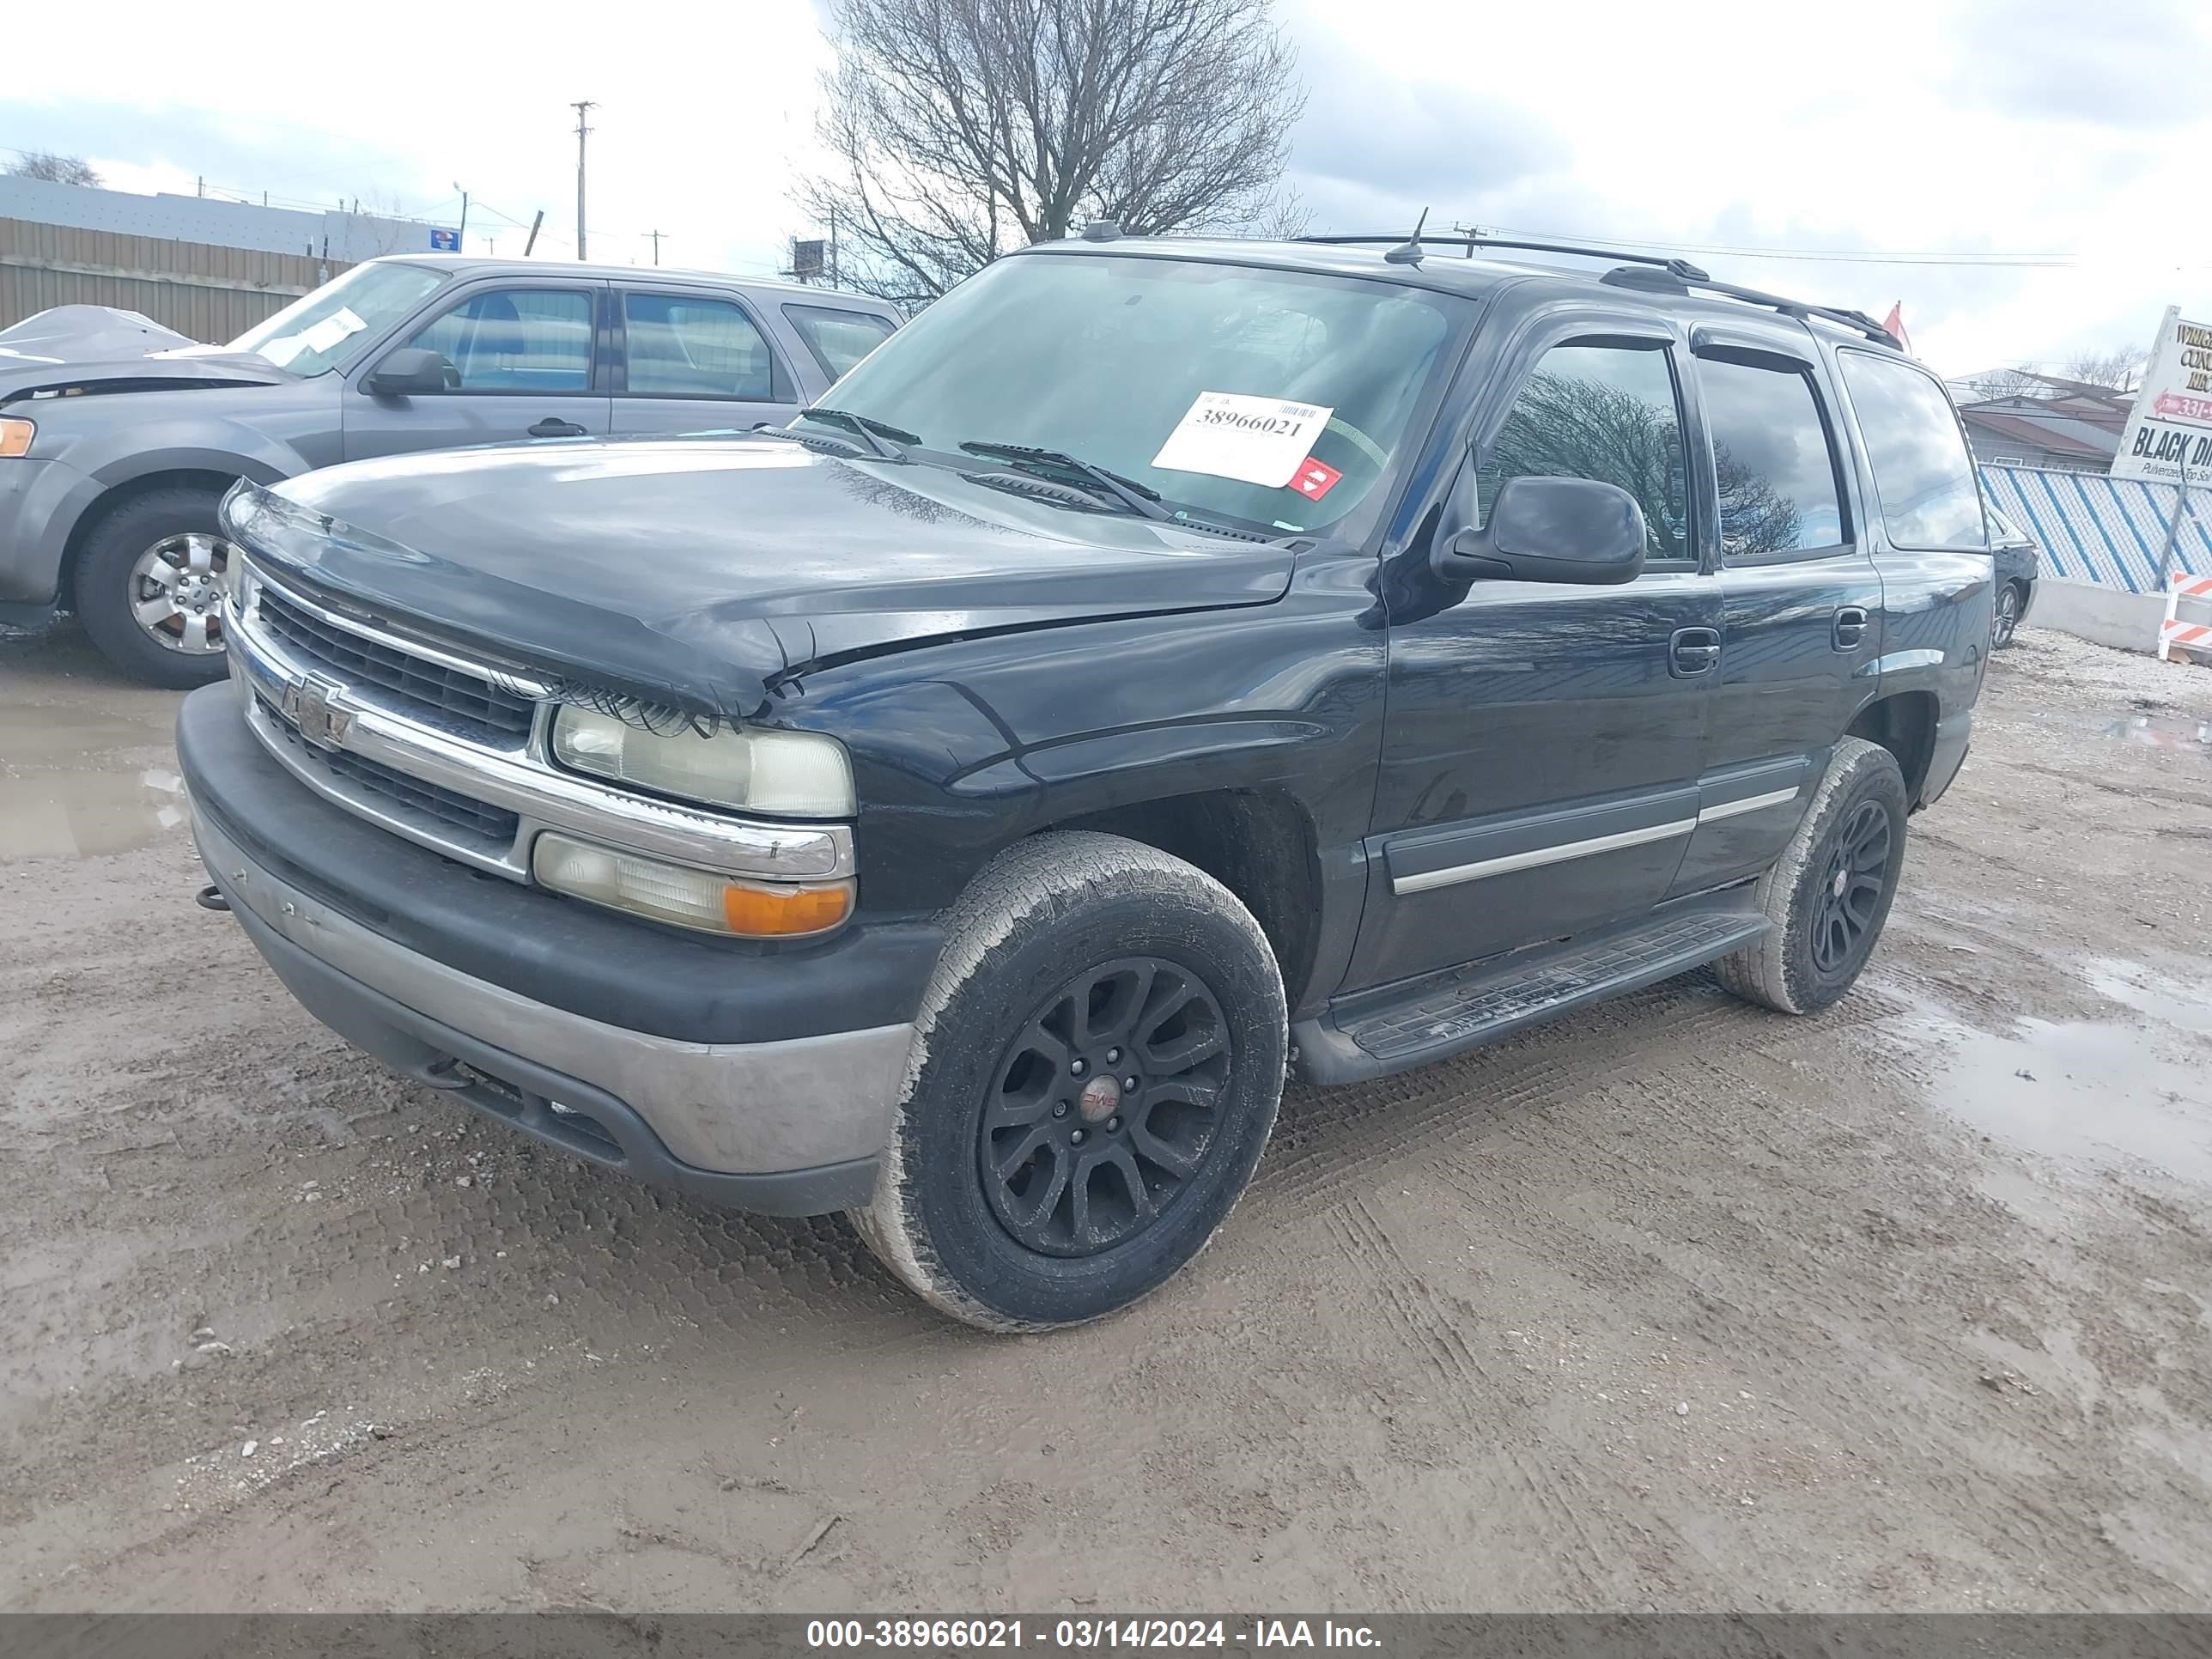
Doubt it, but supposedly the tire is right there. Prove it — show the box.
[1716,736,1909,1017]
[1992,581,2023,649]
[852,831,1288,1333]
[73,485,238,690]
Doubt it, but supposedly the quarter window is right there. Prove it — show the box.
[1695,353,1848,556]
[1837,352,1986,550]
[624,294,780,399]
[1480,342,1689,560]
[783,304,896,381]
[401,288,593,392]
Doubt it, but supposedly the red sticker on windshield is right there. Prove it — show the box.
[1290,457,1341,501]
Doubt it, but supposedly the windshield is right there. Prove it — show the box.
[808,252,1465,534]
[227,261,448,377]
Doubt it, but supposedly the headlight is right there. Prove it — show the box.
[532,831,854,938]
[551,705,854,818]
[0,417,33,458]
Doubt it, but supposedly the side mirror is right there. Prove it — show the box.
[1435,474,1648,585]
[365,347,451,398]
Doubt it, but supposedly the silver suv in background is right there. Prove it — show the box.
[0,256,901,686]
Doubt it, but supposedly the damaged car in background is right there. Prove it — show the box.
[0,258,898,685]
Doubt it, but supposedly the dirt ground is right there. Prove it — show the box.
[2,617,2209,1614]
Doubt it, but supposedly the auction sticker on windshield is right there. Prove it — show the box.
[1152,392,1332,488]
[299,307,367,356]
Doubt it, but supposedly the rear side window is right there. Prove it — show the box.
[1837,353,1985,550]
[403,288,593,392]
[623,294,781,399]
[1480,341,1689,561]
[1694,353,1848,557]
[783,304,896,380]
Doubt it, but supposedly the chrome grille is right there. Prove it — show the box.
[228,556,855,887]
[256,586,535,743]
[257,693,520,849]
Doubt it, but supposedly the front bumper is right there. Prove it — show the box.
[180,685,933,1215]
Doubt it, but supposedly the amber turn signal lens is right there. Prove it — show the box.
[532,831,854,938]
[0,418,34,459]
[721,878,854,937]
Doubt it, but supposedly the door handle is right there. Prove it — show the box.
[1669,626,1722,678]
[1833,606,1870,651]
[528,417,589,438]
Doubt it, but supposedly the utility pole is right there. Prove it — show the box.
[570,100,597,260]
[524,209,544,258]
[453,183,469,246]
[647,228,664,266]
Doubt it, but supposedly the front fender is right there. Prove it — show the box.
[774,548,1388,1014]
[78,424,309,491]
[19,409,319,605]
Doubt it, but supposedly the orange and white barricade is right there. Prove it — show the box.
[2159,572,2212,660]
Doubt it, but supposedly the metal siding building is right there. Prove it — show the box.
[0,216,345,342]
[0,176,458,340]
[0,174,447,261]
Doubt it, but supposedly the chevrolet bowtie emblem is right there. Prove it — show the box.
[283,673,354,750]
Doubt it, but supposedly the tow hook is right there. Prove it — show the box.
[194,883,232,913]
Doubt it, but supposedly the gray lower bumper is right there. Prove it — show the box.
[194,805,913,1213]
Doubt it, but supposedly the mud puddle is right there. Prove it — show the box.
[0,763,188,862]
[1898,959,2212,1186]
[0,637,190,862]
[2098,713,2210,754]
[1934,1018,2210,1182]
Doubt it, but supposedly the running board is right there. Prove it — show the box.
[1293,907,1771,1085]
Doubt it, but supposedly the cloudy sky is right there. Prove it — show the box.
[5,0,2206,376]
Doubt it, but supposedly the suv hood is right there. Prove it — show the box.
[0,305,289,403]
[234,434,1297,721]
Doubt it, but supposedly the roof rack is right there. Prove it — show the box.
[1297,230,1710,283]
[1598,264,1899,347]
[1295,229,1902,351]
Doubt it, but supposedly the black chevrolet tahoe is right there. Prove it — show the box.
[177,231,1991,1331]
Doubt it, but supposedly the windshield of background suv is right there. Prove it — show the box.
[807,252,1463,533]
[225,262,448,377]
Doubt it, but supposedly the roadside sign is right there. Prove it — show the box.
[2114,306,2212,484]
[428,227,461,252]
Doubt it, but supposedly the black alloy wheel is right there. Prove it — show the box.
[979,957,1230,1257]
[1993,582,2022,648]
[1809,799,1893,975]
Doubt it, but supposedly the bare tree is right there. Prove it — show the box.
[4,150,102,187]
[1960,366,2044,403]
[798,0,1305,307]
[1244,185,1312,240]
[2062,346,2148,395]
[1961,349,2149,404]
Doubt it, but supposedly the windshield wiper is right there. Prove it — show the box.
[796,406,917,461]
[957,441,1174,523]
